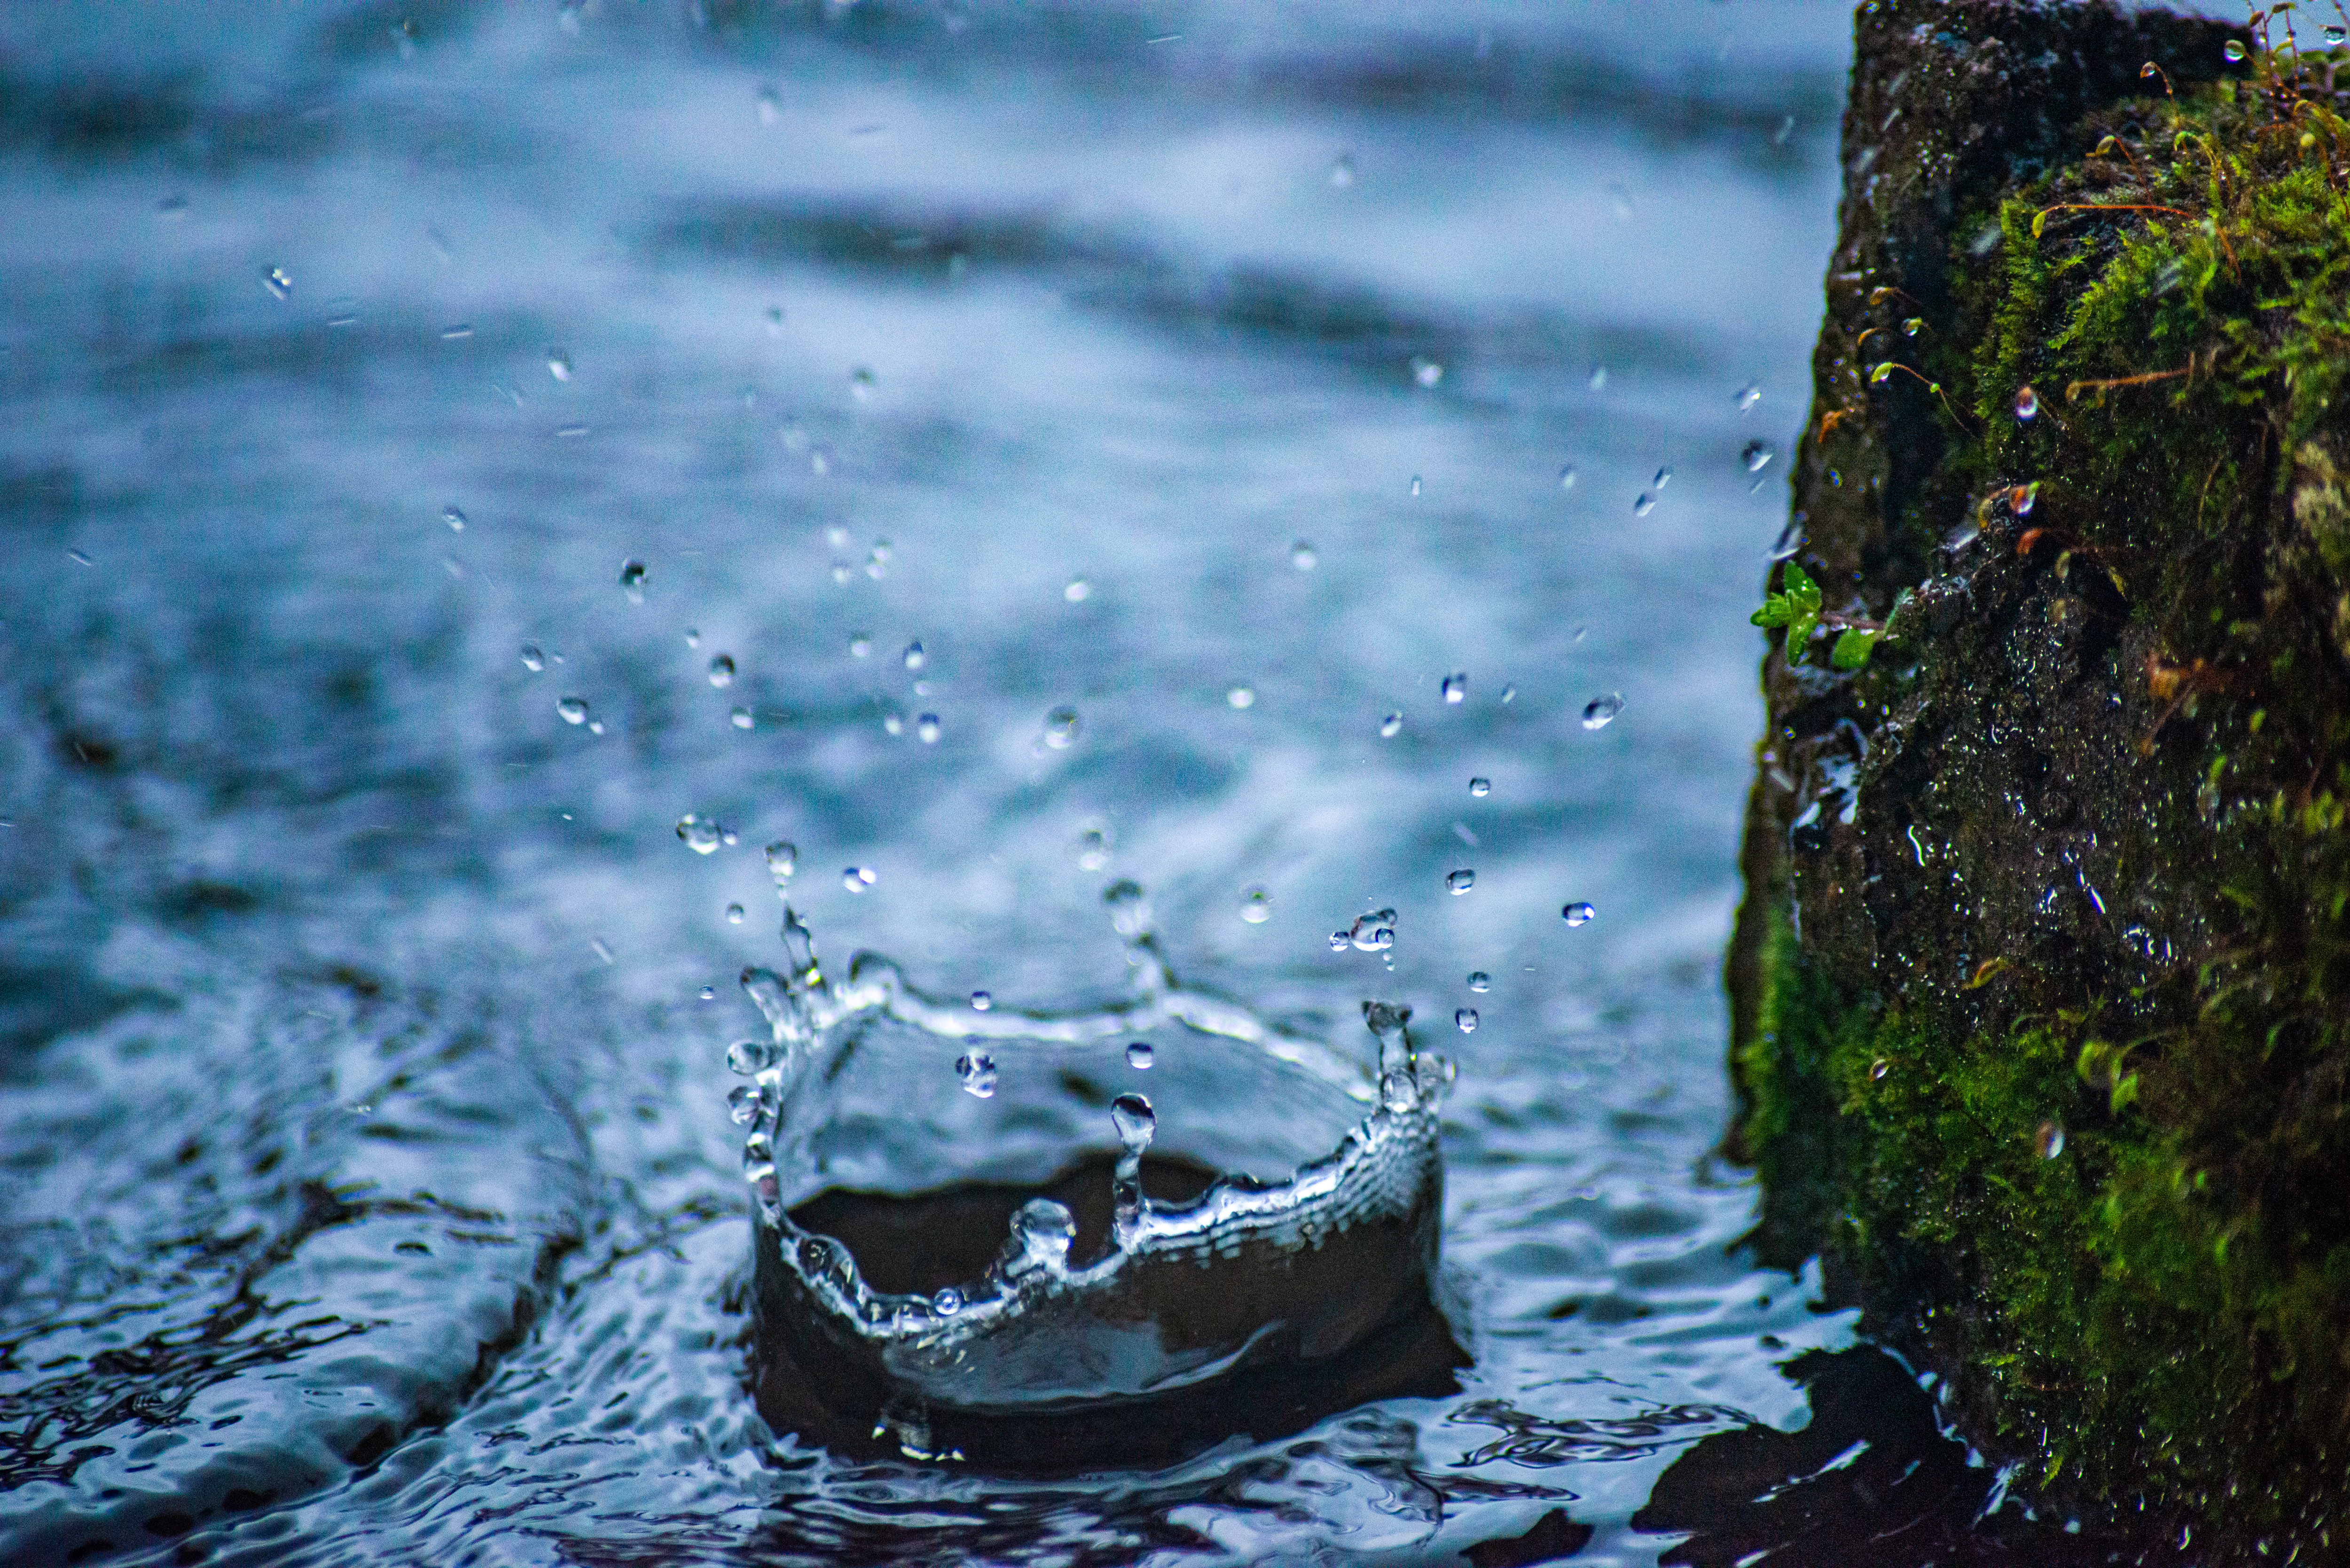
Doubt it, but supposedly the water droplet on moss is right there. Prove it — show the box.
[2014,386,2040,421]
[2036,1121,2067,1160]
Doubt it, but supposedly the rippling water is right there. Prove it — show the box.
[0,3,2170,1562]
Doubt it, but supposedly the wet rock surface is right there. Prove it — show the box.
[1731,0,2350,1553]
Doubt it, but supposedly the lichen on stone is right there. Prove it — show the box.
[1729,0,2350,1553]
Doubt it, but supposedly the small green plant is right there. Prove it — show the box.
[1753,563,1902,668]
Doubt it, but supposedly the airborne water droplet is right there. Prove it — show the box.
[264,266,292,300]
[1442,673,1467,704]
[970,990,992,1012]
[1742,439,1775,473]
[1065,577,1091,602]
[557,695,590,725]
[1559,464,1578,489]
[1043,706,1081,749]
[1126,1041,1155,1069]
[726,903,745,924]
[443,505,467,531]
[848,633,872,658]
[619,559,647,602]
[1634,492,1658,516]
[1411,356,1444,388]
[2330,24,2347,46]
[677,814,722,854]
[916,713,941,743]
[1291,540,1317,570]
[1770,515,1806,562]
[765,841,797,885]
[1446,868,1475,895]
[1562,901,1597,927]
[1240,886,1271,923]
[2013,385,2040,421]
[708,654,736,688]
[546,348,572,382]
[732,706,753,730]
[521,643,546,672]
[1737,382,1762,411]
[902,640,925,671]
[1227,686,1255,709]
[843,865,877,892]
[1380,711,1404,738]
[1456,1008,1478,1033]
[1329,151,1356,187]
[1410,475,1422,497]
[1469,777,1490,797]
[1581,693,1624,730]
[1468,971,1490,992]
[2224,38,2247,62]
[956,1052,997,1098]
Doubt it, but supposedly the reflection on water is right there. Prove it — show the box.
[0,0,2170,1562]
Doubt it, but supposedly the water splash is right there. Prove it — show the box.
[733,886,1454,1462]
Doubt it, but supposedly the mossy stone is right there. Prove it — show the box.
[1728,0,2350,1552]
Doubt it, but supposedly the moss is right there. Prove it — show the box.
[1732,2,2350,1553]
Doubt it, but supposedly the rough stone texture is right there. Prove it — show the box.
[1725,0,2350,1552]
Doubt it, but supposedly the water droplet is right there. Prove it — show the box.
[1943,520,1981,554]
[1076,826,1111,871]
[1330,930,1351,952]
[1111,1092,1156,1152]
[1456,1008,1478,1033]
[700,985,717,1002]
[590,937,616,964]
[731,706,754,730]
[866,540,890,578]
[1292,540,1318,570]
[1562,901,1597,927]
[1737,382,1762,410]
[843,865,877,892]
[1380,711,1404,738]
[1581,693,1624,730]
[2224,38,2247,62]
[1559,465,1577,489]
[1442,673,1467,704]
[443,505,467,531]
[546,348,572,382]
[557,695,590,725]
[2013,385,2040,421]
[848,633,871,658]
[1005,1197,1077,1275]
[1446,868,1476,895]
[916,713,941,744]
[1410,475,1422,497]
[1347,910,1398,952]
[1770,516,1806,561]
[757,85,780,123]
[1871,1058,1891,1081]
[956,1052,997,1098]
[850,366,877,401]
[677,814,723,854]
[1469,777,1490,797]
[1653,466,1673,489]
[1502,684,1517,702]
[1411,356,1444,388]
[726,903,746,924]
[2036,1120,2067,1159]
[1329,151,1356,187]
[1126,1041,1155,1069]
[619,559,647,602]
[1226,685,1255,709]
[2010,482,2038,517]
[708,654,736,688]
[882,705,905,737]
[1240,886,1272,923]
[1467,971,1490,992]
[1064,577,1091,602]
[902,640,926,671]
[727,1038,778,1076]
[1043,706,1080,749]
[2329,23,2347,46]
[764,843,797,889]
[264,266,292,300]
[1589,366,1609,390]
[521,643,546,672]
[1742,440,1775,473]
[970,990,992,1012]
[1634,492,1658,516]
[587,719,604,734]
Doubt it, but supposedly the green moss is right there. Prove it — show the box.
[1739,39,2350,1551]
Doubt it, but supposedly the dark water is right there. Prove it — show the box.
[0,2,2205,1562]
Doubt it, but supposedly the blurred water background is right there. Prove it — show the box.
[0,2,2203,1563]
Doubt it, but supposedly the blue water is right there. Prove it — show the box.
[0,3,2162,1562]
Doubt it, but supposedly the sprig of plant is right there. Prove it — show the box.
[1754,564,1908,670]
